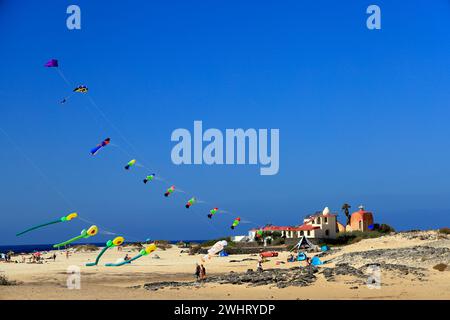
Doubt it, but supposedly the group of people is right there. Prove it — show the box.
[0,252,12,262]
[1,251,62,264]
[195,263,207,281]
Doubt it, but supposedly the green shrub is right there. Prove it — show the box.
[272,238,285,246]
[261,231,282,239]
[378,224,395,233]
[438,227,450,235]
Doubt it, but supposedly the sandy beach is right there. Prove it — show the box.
[1,231,449,300]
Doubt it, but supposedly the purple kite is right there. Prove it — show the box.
[44,59,58,68]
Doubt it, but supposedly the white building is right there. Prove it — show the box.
[249,207,338,241]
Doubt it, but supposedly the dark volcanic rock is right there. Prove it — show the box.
[330,246,450,267]
[321,262,428,283]
[143,266,319,291]
[321,263,366,282]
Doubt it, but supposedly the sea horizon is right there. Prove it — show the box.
[0,240,209,254]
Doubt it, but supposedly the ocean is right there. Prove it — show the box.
[0,240,207,254]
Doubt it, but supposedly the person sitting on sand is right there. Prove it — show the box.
[124,254,131,261]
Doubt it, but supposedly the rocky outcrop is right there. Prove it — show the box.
[330,246,450,267]
[143,266,319,291]
[321,262,427,283]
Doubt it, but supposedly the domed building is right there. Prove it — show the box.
[350,205,374,232]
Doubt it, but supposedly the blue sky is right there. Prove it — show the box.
[1,1,449,245]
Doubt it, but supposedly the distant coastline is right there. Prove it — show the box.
[0,240,207,254]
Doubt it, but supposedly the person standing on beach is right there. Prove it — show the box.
[201,264,206,281]
[195,263,201,281]
[52,253,56,262]
[66,250,69,259]
[257,260,263,272]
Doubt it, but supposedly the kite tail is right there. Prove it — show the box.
[126,254,143,264]
[105,253,143,267]
[86,246,109,267]
[53,235,84,248]
[90,145,102,155]
[16,219,62,237]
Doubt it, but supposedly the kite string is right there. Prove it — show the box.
[76,216,143,243]
[55,68,108,138]
[86,94,154,168]
[53,66,268,232]
[0,126,76,209]
[56,68,72,87]
[0,126,147,243]
[84,92,259,226]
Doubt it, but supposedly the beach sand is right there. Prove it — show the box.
[1,231,449,300]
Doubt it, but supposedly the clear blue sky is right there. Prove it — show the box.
[1,1,449,245]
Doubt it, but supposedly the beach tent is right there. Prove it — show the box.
[291,236,317,251]
[297,252,306,261]
[219,251,228,257]
[311,256,323,266]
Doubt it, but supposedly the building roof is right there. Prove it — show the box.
[253,225,320,232]
[262,226,293,231]
[304,212,337,220]
[352,208,373,216]
[290,225,320,231]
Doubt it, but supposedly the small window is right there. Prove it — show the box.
[316,217,321,224]
[300,231,304,236]
[307,230,310,236]
[324,217,328,223]
[325,230,330,236]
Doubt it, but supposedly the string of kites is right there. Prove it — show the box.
[14,59,259,266]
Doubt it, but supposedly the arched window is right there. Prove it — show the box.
[316,217,321,224]
[325,230,330,237]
